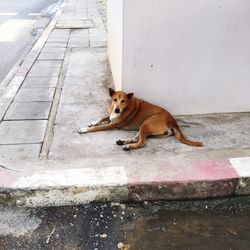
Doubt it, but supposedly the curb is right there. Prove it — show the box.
[0,8,62,121]
[0,157,250,207]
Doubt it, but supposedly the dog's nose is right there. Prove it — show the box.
[115,108,120,114]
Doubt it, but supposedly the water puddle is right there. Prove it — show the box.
[127,210,250,250]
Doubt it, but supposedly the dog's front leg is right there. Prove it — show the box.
[78,122,117,134]
[88,115,110,127]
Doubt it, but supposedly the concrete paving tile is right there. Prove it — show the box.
[68,39,89,48]
[44,42,67,48]
[0,83,20,104]
[59,12,74,19]
[22,77,58,88]
[47,34,69,43]
[32,60,62,68]
[4,102,51,120]
[38,53,65,60]
[46,37,69,43]
[0,103,7,120]
[0,144,41,169]
[14,88,55,102]
[28,66,61,77]
[70,29,89,38]
[41,47,66,53]
[50,29,71,36]
[74,13,88,19]
[56,19,95,29]
[90,40,107,47]
[89,27,106,39]
[0,120,47,144]
[59,14,74,20]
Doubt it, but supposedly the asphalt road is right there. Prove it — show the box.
[0,0,60,84]
[1,198,250,250]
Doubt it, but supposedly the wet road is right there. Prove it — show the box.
[1,198,250,250]
[0,0,60,84]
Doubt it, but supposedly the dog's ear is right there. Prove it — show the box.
[109,88,116,97]
[126,93,134,100]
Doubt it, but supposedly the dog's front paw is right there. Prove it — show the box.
[122,145,131,151]
[88,120,99,127]
[78,127,88,134]
[116,140,124,146]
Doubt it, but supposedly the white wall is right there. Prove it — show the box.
[107,0,123,90]
[108,0,250,115]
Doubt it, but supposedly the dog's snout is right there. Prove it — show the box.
[115,108,120,114]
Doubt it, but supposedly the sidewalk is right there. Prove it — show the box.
[0,0,250,207]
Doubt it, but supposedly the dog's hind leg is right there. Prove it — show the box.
[153,128,173,138]
[122,130,147,151]
[116,132,139,146]
[122,115,168,151]
[122,127,149,151]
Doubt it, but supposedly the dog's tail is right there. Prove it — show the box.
[173,126,203,147]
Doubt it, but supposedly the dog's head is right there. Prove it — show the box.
[108,88,134,122]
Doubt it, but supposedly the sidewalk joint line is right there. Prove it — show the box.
[39,43,72,160]
[3,119,49,122]
[0,142,42,146]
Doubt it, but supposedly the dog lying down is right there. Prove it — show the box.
[78,88,203,151]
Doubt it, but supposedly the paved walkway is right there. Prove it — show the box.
[0,0,250,206]
[0,0,109,170]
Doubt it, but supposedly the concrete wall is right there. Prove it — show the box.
[107,0,123,90]
[108,0,250,115]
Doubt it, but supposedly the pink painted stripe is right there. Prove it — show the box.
[0,170,19,188]
[128,159,239,185]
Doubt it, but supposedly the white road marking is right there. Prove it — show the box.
[0,12,18,16]
[0,19,35,42]
[28,13,40,16]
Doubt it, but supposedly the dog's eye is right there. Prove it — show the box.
[113,98,117,102]
[121,100,125,103]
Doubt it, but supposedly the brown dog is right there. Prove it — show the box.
[78,88,203,150]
